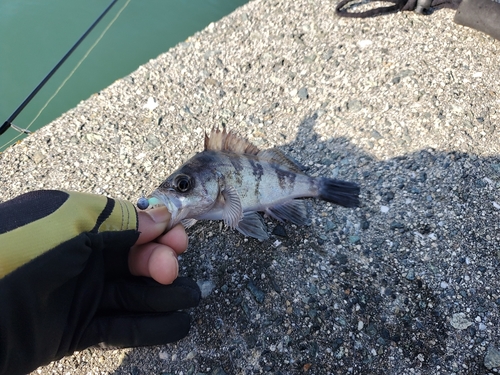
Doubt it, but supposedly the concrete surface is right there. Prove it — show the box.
[1,0,499,374]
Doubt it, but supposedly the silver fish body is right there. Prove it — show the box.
[144,129,360,240]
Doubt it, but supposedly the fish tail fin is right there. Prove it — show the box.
[318,177,360,208]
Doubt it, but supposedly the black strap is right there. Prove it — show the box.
[336,0,405,17]
[335,0,461,18]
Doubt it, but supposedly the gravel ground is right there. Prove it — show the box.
[1,0,500,374]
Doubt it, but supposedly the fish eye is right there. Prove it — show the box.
[174,174,192,193]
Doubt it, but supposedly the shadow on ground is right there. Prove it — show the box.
[107,114,500,374]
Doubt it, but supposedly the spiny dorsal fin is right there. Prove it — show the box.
[257,148,304,173]
[204,128,260,155]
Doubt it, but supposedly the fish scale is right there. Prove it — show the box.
[139,128,360,240]
[205,150,317,212]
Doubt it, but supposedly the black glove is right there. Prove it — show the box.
[0,190,201,375]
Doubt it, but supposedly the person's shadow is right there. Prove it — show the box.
[106,113,500,374]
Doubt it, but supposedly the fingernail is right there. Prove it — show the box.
[168,250,179,278]
[145,206,171,224]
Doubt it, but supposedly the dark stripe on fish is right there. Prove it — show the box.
[190,151,219,169]
[229,154,244,173]
[248,158,263,197]
[274,166,296,190]
[225,154,243,186]
[248,159,264,180]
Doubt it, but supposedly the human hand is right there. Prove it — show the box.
[129,207,188,285]
[0,190,200,375]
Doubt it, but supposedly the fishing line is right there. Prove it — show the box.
[0,0,131,151]
[24,0,132,134]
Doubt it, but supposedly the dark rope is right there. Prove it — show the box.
[0,0,119,136]
[336,0,405,17]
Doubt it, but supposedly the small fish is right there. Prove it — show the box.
[139,128,360,240]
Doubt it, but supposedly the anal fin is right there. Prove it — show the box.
[236,212,269,241]
[265,200,309,225]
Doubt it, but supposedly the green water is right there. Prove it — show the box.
[0,0,247,151]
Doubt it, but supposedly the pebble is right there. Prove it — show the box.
[349,235,360,244]
[184,351,196,360]
[247,280,265,303]
[405,269,415,281]
[298,87,309,99]
[361,219,370,230]
[272,224,288,237]
[335,253,348,265]
[450,313,473,330]
[158,351,169,360]
[491,164,500,174]
[325,219,336,231]
[145,133,161,149]
[357,39,372,48]
[143,97,158,110]
[32,151,45,164]
[211,368,229,375]
[484,346,500,369]
[197,280,216,298]
[390,221,404,230]
[370,130,383,140]
[346,99,363,112]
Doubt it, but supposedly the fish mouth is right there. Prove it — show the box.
[149,190,185,229]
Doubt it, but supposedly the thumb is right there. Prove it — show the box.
[135,206,171,245]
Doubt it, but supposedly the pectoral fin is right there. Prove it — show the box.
[221,185,243,229]
[236,212,269,241]
[181,218,198,229]
[265,200,309,225]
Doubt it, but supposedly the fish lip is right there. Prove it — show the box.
[149,189,184,229]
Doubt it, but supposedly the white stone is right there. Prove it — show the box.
[450,313,473,330]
